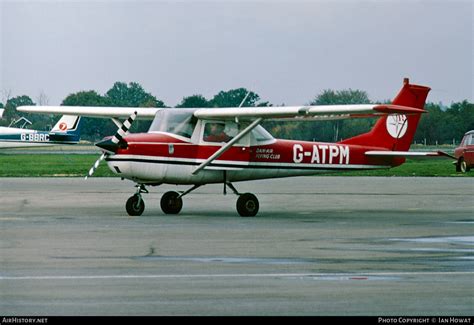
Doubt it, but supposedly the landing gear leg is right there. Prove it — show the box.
[126,184,148,216]
[225,182,259,217]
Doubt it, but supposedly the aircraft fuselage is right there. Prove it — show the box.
[104,132,398,184]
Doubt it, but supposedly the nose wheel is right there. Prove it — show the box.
[126,194,145,216]
[125,184,148,216]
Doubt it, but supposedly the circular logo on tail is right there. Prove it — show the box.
[59,122,68,131]
[386,114,408,138]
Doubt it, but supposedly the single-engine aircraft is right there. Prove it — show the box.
[18,79,453,217]
[0,108,81,149]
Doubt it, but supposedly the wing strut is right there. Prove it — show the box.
[192,118,263,175]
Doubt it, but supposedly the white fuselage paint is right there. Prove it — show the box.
[0,127,54,148]
[106,154,386,185]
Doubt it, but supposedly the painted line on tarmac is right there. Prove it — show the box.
[1,271,473,281]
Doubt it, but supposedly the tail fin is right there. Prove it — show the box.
[341,78,430,151]
[49,115,82,143]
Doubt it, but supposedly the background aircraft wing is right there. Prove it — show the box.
[194,104,426,121]
[17,106,158,119]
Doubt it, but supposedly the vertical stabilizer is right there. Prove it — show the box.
[49,115,82,143]
[341,78,430,151]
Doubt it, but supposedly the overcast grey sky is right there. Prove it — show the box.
[1,0,472,106]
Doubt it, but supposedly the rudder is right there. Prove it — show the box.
[341,78,430,151]
[49,115,82,143]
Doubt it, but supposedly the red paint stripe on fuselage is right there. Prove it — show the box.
[118,133,398,168]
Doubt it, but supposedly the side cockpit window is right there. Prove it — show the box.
[204,122,232,143]
[203,121,239,143]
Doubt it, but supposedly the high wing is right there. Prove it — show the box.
[18,104,425,121]
[17,106,159,120]
[194,104,426,121]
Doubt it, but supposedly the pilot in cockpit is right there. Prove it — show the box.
[204,122,232,143]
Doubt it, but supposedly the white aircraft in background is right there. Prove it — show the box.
[0,108,82,149]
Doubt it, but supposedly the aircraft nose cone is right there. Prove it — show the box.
[95,138,120,153]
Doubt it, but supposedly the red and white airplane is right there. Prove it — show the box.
[18,78,452,217]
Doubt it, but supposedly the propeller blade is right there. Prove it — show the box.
[85,111,137,180]
[85,152,107,180]
[111,111,137,145]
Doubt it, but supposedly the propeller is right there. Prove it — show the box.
[85,111,137,180]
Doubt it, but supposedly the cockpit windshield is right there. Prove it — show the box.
[148,109,197,138]
[149,108,275,144]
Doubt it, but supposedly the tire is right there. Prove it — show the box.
[160,191,183,214]
[126,194,145,216]
[236,193,259,217]
[456,159,462,172]
[459,158,468,173]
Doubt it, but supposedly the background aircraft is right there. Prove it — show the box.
[0,111,82,149]
[18,79,453,216]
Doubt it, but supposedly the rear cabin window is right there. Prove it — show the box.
[251,126,273,143]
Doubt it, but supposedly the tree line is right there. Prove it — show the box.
[1,81,472,144]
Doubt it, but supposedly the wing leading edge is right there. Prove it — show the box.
[194,104,426,121]
[18,104,425,122]
[17,106,159,119]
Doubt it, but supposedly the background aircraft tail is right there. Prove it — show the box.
[49,115,82,143]
[340,78,430,151]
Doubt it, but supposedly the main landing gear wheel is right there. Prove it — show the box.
[126,194,145,216]
[236,193,259,217]
[161,191,183,214]
[458,158,469,173]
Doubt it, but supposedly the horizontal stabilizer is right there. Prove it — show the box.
[365,150,456,159]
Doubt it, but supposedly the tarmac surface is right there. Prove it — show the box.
[0,176,473,316]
